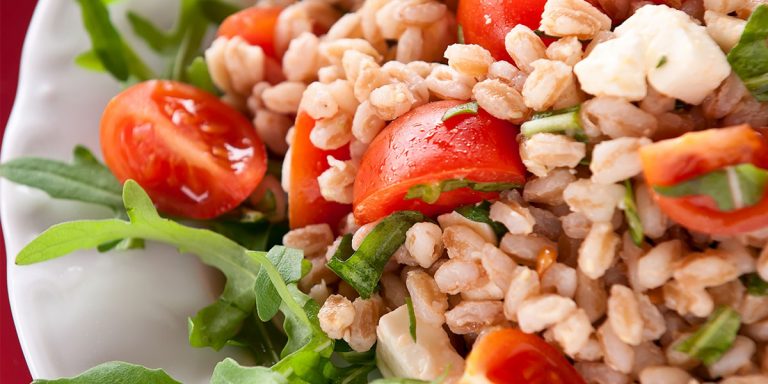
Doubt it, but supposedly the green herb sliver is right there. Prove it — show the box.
[742,273,768,296]
[623,180,644,246]
[676,306,741,365]
[727,4,768,101]
[520,105,585,140]
[405,179,520,204]
[441,101,478,121]
[406,296,417,343]
[455,201,508,238]
[328,211,430,298]
[654,163,768,211]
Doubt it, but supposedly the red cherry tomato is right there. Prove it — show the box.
[218,6,283,58]
[288,112,352,229]
[461,328,587,384]
[100,80,267,219]
[457,0,548,62]
[640,125,768,235]
[353,100,527,224]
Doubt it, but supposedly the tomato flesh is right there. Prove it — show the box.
[457,0,548,62]
[218,6,282,58]
[640,125,768,235]
[353,100,527,224]
[101,80,267,219]
[462,328,586,384]
[288,112,352,229]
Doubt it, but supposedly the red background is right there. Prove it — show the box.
[1,0,38,382]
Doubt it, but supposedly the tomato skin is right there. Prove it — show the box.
[353,100,527,224]
[217,6,282,58]
[101,80,267,219]
[288,112,352,229]
[461,328,586,384]
[640,125,768,235]
[457,0,548,62]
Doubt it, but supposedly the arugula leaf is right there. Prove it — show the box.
[227,313,286,365]
[199,0,241,24]
[455,201,508,238]
[75,0,155,82]
[441,101,478,121]
[405,179,519,204]
[623,180,644,246]
[74,51,106,72]
[0,147,123,211]
[326,349,378,384]
[406,296,417,343]
[127,11,174,53]
[328,211,429,298]
[520,105,585,140]
[655,163,768,211]
[676,306,741,365]
[211,358,286,384]
[31,361,181,384]
[727,4,768,101]
[741,273,768,296]
[254,247,305,321]
[185,56,217,94]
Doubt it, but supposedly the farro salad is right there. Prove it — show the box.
[5,0,768,382]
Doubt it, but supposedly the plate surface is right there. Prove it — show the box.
[2,0,251,382]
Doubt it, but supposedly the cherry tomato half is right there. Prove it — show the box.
[640,125,768,235]
[288,111,352,229]
[218,6,283,58]
[353,100,527,224]
[101,80,267,219]
[461,328,586,384]
[457,0,548,62]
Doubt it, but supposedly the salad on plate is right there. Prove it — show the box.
[4,0,768,382]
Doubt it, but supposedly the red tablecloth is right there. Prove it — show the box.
[1,0,37,382]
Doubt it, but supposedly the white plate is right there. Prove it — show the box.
[2,0,253,382]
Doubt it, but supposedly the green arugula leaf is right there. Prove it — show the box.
[31,361,181,384]
[623,180,644,246]
[676,306,741,365]
[521,105,585,140]
[0,147,123,211]
[255,247,304,321]
[328,211,430,298]
[185,56,217,94]
[405,179,519,204]
[441,101,478,121]
[405,296,417,343]
[655,163,768,211]
[326,349,378,384]
[75,0,155,82]
[210,358,287,384]
[727,4,768,101]
[227,313,286,366]
[127,11,174,53]
[455,201,508,238]
[199,0,241,24]
[74,50,106,72]
[741,273,768,296]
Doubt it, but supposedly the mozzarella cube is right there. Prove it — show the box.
[376,305,465,383]
[615,4,731,105]
[574,32,648,101]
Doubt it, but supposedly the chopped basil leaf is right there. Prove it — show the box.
[441,101,479,121]
[31,361,182,384]
[676,306,741,365]
[727,4,768,101]
[457,24,465,44]
[654,163,768,211]
[405,179,520,204]
[656,55,668,68]
[327,211,430,298]
[521,105,586,140]
[406,296,417,342]
[623,180,644,246]
[742,273,768,296]
[455,201,508,237]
